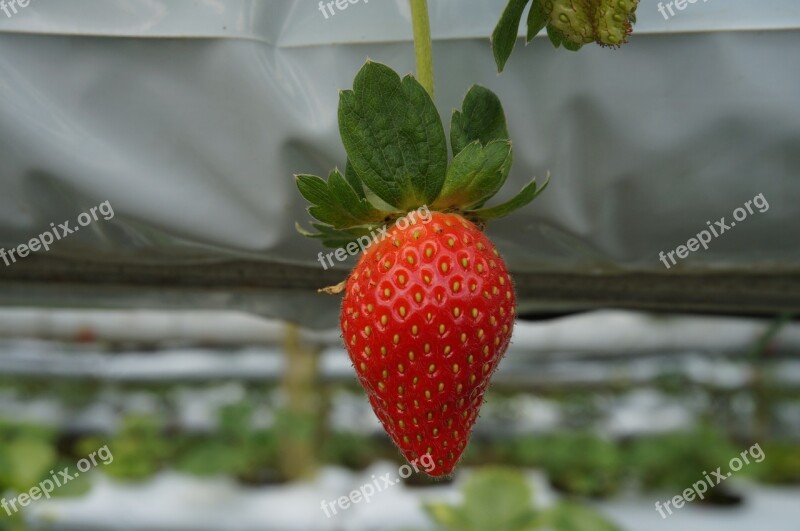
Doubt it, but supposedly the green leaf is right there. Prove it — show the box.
[542,502,622,531]
[461,468,539,531]
[491,0,531,72]
[425,468,540,531]
[295,169,386,229]
[450,85,510,156]
[5,437,56,492]
[338,61,447,209]
[434,140,513,210]
[467,173,550,222]
[176,439,247,477]
[526,0,549,42]
[344,159,366,200]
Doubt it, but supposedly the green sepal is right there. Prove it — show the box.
[466,173,550,222]
[526,0,549,42]
[344,159,366,200]
[295,222,374,249]
[295,169,386,230]
[562,38,585,52]
[491,0,531,73]
[338,61,447,210]
[546,24,563,48]
[450,85,510,156]
[434,140,513,211]
[546,23,586,51]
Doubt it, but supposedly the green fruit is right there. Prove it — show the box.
[537,0,639,50]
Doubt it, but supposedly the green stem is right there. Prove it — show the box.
[410,0,435,99]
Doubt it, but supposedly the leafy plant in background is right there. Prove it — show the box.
[78,415,171,482]
[295,0,636,478]
[630,426,742,504]
[511,433,625,498]
[0,506,24,531]
[176,402,281,483]
[423,468,620,531]
[0,421,57,495]
[0,420,91,531]
[751,442,800,485]
[320,431,384,471]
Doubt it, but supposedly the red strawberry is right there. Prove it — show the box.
[340,212,515,476]
[296,62,548,477]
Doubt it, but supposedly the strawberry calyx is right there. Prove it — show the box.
[295,61,548,249]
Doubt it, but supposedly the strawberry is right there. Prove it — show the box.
[296,62,548,476]
[341,211,515,475]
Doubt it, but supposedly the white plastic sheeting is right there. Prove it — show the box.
[0,1,798,326]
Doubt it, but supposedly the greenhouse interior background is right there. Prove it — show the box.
[1,0,799,530]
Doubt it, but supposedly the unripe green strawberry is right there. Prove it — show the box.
[594,0,638,47]
[520,0,638,52]
[341,212,515,476]
[549,0,596,45]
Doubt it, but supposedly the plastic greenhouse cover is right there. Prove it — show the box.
[0,0,799,328]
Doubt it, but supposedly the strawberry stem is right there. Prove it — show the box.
[410,0,435,99]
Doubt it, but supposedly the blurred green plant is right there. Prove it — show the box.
[0,421,58,494]
[512,433,624,498]
[0,420,92,531]
[0,506,26,531]
[751,442,800,485]
[77,415,170,482]
[630,426,739,503]
[320,431,383,471]
[176,402,280,483]
[424,467,620,531]
[461,436,517,467]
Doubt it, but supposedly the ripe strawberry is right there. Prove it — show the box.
[340,212,515,475]
[296,62,548,477]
